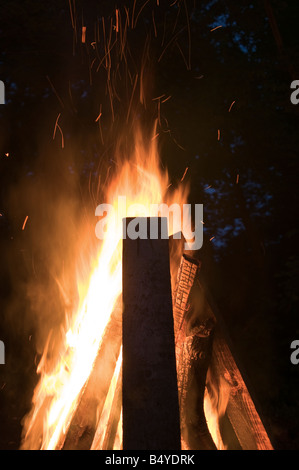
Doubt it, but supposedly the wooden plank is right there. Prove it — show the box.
[122,217,181,450]
[179,321,217,450]
[198,281,273,450]
[91,361,122,450]
[172,254,216,450]
[61,299,122,450]
[172,254,272,450]
[100,366,122,450]
[212,328,273,450]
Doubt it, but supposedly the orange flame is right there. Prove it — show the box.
[21,125,189,450]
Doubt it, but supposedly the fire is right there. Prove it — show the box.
[204,374,230,450]
[16,1,270,450]
[19,4,229,446]
[21,125,188,450]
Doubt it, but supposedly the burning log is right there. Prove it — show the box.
[91,364,122,450]
[181,320,216,450]
[172,254,200,334]
[210,326,273,450]
[101,368,122,450]
[62,299,122,450]
[122,217,181,450]
[198,283,273,450]
[173,253,216,450]
[172,252,273,450]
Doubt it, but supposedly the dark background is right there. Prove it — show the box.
[0,0,298,450]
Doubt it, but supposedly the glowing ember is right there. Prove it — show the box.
[22,216,29,231]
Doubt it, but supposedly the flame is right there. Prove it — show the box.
[204,371,231,450]
[21,125,188,450]
[19,2,231,450]
[90,348,123,450]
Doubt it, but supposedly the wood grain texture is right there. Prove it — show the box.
[122,217,181,450]
[202,286,273,450]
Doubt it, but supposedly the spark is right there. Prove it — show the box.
[126,73,139,123]
[158,26,187,63]
[46,76,65,108]
[132,0,137,28]
[115,9,119,33]
[229,101,236,112]
[95,111,102,123]
[53,113,65,149]
[134,0,152,28]
[152,11,157,38]
[68,0,75,29]
[153,94,165,101]
[180,167,189,182]
[22,216,29,231]
[172,137,186,151]
[176,42,189,70]
[82,26,86,44]
[210,26,223,32]
[161,95,172,103]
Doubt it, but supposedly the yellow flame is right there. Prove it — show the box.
[91,348,122,450]
[21,125,188,450]
[204,374,231,450]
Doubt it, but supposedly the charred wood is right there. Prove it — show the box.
[199,282,273,450]
[122,217,181,450]
[180,319,216,450]
[173,254,216,450]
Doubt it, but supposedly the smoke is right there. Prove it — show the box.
[0,1,197,449]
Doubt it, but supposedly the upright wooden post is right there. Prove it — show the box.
[122,217,181,450]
